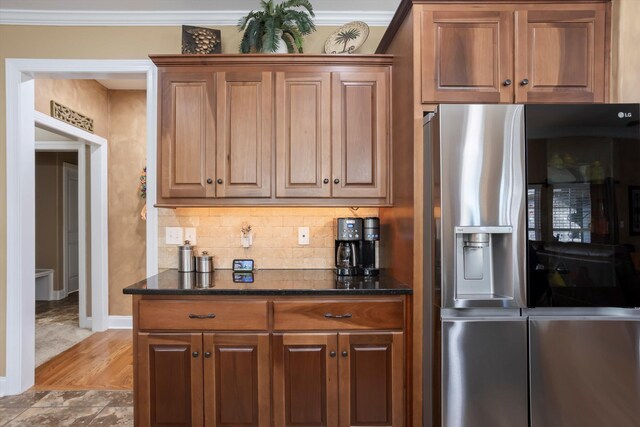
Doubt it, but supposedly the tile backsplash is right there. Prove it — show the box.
[158,207,379,270]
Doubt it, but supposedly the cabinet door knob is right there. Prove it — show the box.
[334,178,340,184]
[503,79,512,86]
[520,79,529,86]
[342,351,348,357]
[216,178,223,184]
[330,351,337,358]
[192,351,199,358]
[323,178,329,184]
[204,351,212,358]
[206,178,213,184]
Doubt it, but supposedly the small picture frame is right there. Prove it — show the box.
[233,259,254,272]
[233,272,255,284]
[182,25,222,54]
[629,186,640,236]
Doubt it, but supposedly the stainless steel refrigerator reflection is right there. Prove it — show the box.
[427,104,529,427]
[426,104,640,427]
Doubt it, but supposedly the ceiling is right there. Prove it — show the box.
[0,0,402,26]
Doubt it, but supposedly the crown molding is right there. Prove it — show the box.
[0,9,393,26]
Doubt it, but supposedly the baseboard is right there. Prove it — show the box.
[108,315,133,329]
[49,288,67,301]
[0,377,7,397]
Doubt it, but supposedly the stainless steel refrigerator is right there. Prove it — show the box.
[424,104,640,427]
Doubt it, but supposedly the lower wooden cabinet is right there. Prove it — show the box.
[137,333,204,426]
[134,296,406,426]
[137,332,270,427]
[273,332,404,427]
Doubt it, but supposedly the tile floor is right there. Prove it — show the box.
[36,292,80,324]
[0,390,133,426]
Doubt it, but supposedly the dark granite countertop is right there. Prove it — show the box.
[122,269,412,296]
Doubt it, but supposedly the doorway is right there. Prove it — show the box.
[34,129,92,367]
[4,59,158,396]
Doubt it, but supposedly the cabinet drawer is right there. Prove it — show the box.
[138,300,268,331]
[273,299,404,331]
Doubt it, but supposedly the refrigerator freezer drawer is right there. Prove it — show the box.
[530,318,640,427]
[442,318,528,427]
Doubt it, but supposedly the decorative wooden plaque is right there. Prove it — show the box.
[50,100,94,133]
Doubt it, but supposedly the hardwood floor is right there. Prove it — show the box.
[34,330,133,391]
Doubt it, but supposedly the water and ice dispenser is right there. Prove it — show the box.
[454,226,514,300]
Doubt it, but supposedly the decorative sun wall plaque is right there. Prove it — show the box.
[182,25,222,54]
[50,100,94,133]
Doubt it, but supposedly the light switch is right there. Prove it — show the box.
[165,227,183,245]
[184,227,197,244]
[298,227,310,245]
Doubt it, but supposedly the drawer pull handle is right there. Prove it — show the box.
[189,313,216,319]
[324,313,352,319]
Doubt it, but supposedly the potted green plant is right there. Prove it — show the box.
[238,0,316,53]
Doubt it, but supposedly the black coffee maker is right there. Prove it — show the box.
[360,217,380,276]
[334,218,363,276]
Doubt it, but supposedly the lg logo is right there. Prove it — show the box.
[618,112,633,118]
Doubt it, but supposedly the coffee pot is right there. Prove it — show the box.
[334,218,362,276]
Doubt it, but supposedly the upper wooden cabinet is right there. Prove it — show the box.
[152,55,393,207]
[332,70,389,198]
[216,71,272,198]
[418,2,610,104]
[275,71,332,198]
[515,7,607,103]
[160,72,216,199]
[275,69,389,199]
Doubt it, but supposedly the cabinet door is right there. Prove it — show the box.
[203,334,270,427]
[160,71,216,198]
[275,72,332,198]
[273,333,339,427]
[421,8,514,103]
[137,333,204,427]
[338,332,404,427]
[216,71,272,198]
[515,5,607,103]
[332,70,389,199]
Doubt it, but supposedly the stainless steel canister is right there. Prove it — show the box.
[178,240,195,272]
[196,251,214,273]
[196,272,213,288]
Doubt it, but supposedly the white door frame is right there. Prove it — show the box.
[4,59,158,396]
[36,134,90,328]
[62,162,79,297]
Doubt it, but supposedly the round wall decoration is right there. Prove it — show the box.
[324,21,370,54]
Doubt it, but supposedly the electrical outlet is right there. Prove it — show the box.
[165,227,183,245]
[184,227,197,244]
[298,227,310,245]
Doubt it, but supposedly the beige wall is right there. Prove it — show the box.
[35,152,78,292]
[0,24,385,376]
[159,207,379,271]
[108,90,147,316]
[35,79,110,138]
